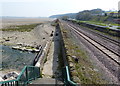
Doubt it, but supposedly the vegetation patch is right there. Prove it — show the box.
[79,20,120,27]
[72,20,120,39]
[25,46,36,50]
[80,21,107,26]
[51,20,58,26]
[0,23,41,32]
[117,27,120,29]
[59,23,108,84]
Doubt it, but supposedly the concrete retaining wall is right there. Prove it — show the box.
[35,39,52,71]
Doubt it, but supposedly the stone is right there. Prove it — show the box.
[43,38,45,39]
[55,32,58,36]
[2,72,19,80]
[72,56,79,63]
[5,39,10,41]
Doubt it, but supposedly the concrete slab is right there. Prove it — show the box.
[29,78,63,85]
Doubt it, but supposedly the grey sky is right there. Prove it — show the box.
[0,0,119,17]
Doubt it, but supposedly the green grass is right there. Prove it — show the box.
[44,57,47,63]
[25,46,36,50]
[74,21,120,40]
[79,20,120,27]
[1,23,41,32]
[80,21,107,26]
[110,23,120,26]
[51,22,57,26]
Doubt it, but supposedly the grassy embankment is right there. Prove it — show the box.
[59,22,108,84]
[0,23,41,32]
[71,20,120,40]
[81,21,119,26]
[78,20,120,29]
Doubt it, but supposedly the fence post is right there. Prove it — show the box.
[15,81,19,86]
[26,67,28,84]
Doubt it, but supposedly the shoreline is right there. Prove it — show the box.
[0,18,55,82]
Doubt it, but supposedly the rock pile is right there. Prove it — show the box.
[2,71,19,81]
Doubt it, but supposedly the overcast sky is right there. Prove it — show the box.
[0,0,119,17]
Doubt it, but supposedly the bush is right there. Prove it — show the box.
[117,27,120,29]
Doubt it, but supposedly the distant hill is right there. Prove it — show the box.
[49,8,105,19]
[76,8,105,21]
[49,13,77,19]
[49,8,118,24]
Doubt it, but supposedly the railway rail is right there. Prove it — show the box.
[68,22,120,57]
[66,23,120,65]
[70,22,120,45]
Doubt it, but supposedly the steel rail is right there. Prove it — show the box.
[67,24,120,65]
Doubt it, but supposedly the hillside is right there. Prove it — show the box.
[49,8,118,24]
[49,13,76,19]
[49,9,104,18]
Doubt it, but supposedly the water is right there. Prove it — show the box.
[0,45,36,71]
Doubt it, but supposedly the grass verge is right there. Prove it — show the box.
[79,21,120,27]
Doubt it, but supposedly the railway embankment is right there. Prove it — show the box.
[59,20,111,84]
[68,20,120,37]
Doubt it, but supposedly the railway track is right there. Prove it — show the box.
[66,23,120,65]
[68,22,120,57]
[70,22,120,45]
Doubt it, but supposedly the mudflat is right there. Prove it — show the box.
[0,17,55,47]
[1,17,54,29]
[0,17,55,80]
